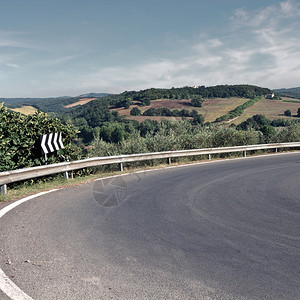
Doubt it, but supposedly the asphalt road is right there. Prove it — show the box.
[0,153,300,300]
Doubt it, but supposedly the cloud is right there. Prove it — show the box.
[5,63,19,68]
[34,55,78,67]
[0,30,38,49]
[231,0,300,27]
[76,1,299,92]
[280,0,300,15]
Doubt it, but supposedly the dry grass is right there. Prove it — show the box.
[64,98,97,108]
[197,98,249,122]
[11,106,37,115]
[229,98,300,125]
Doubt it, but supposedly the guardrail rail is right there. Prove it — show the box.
[1,142,300,195]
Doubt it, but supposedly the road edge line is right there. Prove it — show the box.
[0,189,59,300]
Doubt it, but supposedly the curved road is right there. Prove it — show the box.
[0,153,300,299]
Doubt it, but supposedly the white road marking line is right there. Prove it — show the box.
[0,190,59,300]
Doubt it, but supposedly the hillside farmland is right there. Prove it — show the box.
[110,97,250,123]
[229,98,300,125]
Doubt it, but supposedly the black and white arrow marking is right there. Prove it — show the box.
[40,132,64,156]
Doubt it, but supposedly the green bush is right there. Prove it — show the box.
[0,104,80,171]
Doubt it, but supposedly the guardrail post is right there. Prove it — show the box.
[168,157,172,164]
[63,172,69,179]
[119,163,124,172]
[275,148,278,153]
[243,151,247,157]
[208,154,211,160]
[0,184,7,195]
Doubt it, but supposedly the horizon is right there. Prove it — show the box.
[1,84,298,100]
[1,0,300,98]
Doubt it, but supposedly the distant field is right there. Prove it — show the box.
[64,98,97,108]
[111,98,250,122]
[11,106,37,115]
[229,98,300,125]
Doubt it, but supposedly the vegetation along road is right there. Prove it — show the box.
[0,153,299,299]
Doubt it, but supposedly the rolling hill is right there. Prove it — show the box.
[5,84,299,124]
[273,87,300,99]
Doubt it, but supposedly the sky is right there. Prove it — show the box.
[0,0,300,97]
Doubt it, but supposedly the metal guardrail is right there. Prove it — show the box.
[1,142,300,195]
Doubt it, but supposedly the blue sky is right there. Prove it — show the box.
[1,0,299,97]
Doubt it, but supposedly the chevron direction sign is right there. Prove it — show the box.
[40,132,64,155]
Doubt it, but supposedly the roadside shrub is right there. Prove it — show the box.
[0,104,80,171]
[273,124,300,142]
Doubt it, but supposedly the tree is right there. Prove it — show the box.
[111,127,125,143]
[138,119,159,137]
[143,108,157,116]
[100,125,112,142]
[191,109,199,118]
[123,99,131,109]
[179,109,191,117]
[130,107,141,116]
[260,125,275,142]
[237,114,270,130]
[192,114,204,125]
[284,109,292,117]
[141,97,151,106]
[191,96,204,107]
